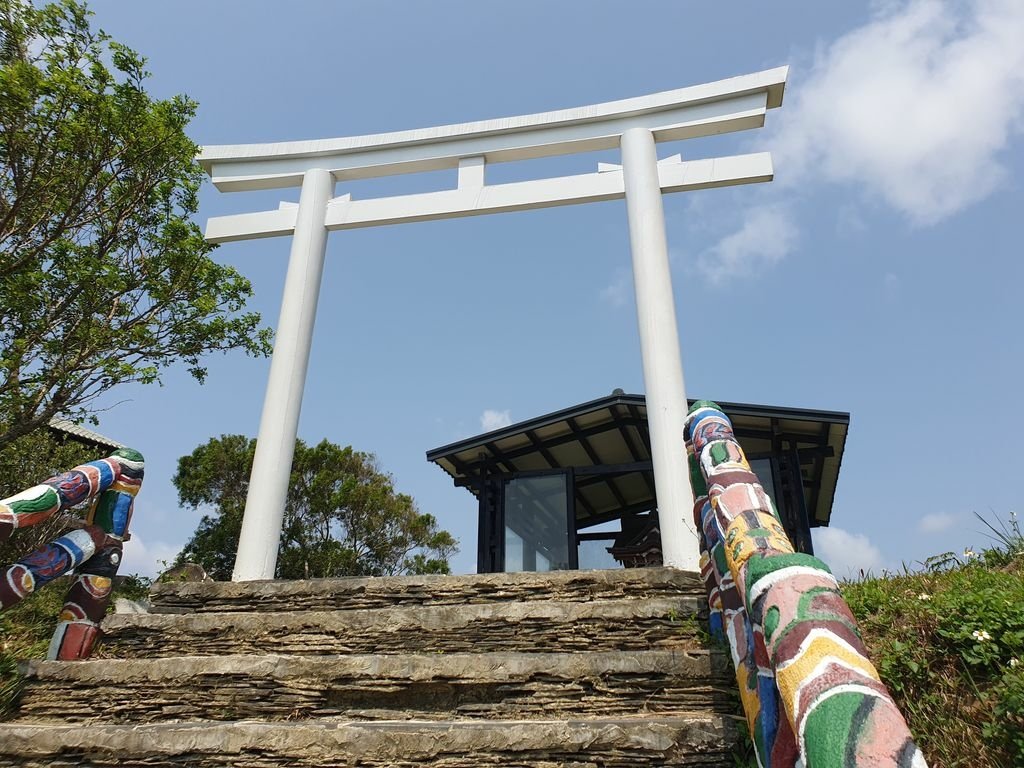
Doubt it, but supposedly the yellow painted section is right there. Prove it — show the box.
[724,510,793,573]
[735,655,762,735]
[111,479,140,496]
[775,633,881,713]
[88,575,112,591]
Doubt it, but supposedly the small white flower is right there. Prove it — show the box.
[963,548,976,559]
[972,630,992,642]
[1010,658,1020,668]
[917,593,932,601]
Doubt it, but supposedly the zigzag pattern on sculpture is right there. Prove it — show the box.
[684,401,926,768]
[0,448,144,659]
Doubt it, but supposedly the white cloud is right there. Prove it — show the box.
[120,534,180,579]
[693,1,1024,283]
[695,205,799,283]
[480,409,512,432]
[600,267,632,307]
[918,511,959,533]
[812,526,887,579]
[773,0,1024,225]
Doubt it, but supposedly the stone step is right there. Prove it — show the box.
[149,567,703,614]
[14,650,733,725]
[100,596,704,658]
[0,714,740,767]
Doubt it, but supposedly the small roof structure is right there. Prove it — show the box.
[48,418,124,455]
[427,393,849,528]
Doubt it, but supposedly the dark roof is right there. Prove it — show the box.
[427,393,849,527]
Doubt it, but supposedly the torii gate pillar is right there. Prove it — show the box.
[231,169,333,582]
[621,128,698,567]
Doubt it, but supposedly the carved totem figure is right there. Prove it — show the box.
[0,448,144,659]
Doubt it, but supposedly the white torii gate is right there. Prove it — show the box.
[200,66,788,581]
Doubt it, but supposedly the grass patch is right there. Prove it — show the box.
[842,514,1024,767]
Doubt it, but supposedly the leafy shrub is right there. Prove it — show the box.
[932,569,1024,669]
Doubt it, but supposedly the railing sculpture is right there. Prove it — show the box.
[684,402,926,768]
[0,448,144,660]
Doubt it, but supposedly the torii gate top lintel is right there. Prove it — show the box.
[199,66,787,193]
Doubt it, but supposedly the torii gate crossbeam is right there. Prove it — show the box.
[199,67,788,581]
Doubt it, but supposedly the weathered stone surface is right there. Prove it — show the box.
[149,567,704,614]
[3,568,741,766]
[100,596,704,658]
[0,715,740,767]
[15,650,733,725]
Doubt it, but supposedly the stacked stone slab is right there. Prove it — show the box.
[0,567,740,766]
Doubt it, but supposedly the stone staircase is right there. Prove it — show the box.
[0,567,741,766]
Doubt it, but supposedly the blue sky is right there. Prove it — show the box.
[77,0,1023,579]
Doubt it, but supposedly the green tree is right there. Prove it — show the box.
[174,436,458,581]
[0,1,271,448]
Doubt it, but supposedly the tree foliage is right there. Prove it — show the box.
[0,1,271,448]
[173,436,458,581]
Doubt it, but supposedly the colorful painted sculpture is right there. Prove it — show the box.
[0,448,144,660]
[684,401,925,768]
